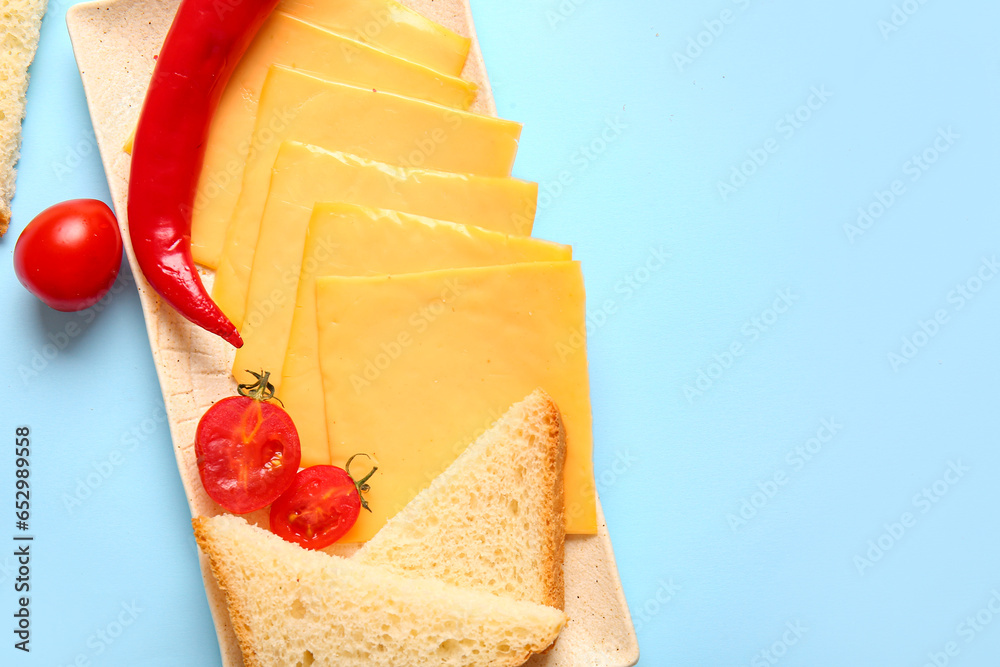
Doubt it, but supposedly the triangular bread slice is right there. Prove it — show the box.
[353,389,566,609]
[194,514,565,667]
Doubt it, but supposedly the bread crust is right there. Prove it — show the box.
[535,390,567,611]
[192,517,264,667]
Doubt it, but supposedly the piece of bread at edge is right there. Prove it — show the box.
[354,388,567,610]
[193,514,566,667]
[0,0,48,236]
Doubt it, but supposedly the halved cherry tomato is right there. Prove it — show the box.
[13,199,123,312]
[269,455,376,550]
[195,371,300,513]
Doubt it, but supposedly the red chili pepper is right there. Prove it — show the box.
[127,0,280,347]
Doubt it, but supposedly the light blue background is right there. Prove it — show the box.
[2,0,999,664]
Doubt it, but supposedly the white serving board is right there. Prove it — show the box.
[65,1,639,665]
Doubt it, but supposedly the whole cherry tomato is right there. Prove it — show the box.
[13,199,123,311]
[269,455,376,550]
[195,371,301,514]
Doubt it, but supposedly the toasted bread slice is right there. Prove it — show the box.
[193,514,565,667]
[0,0,47,235]
[353,389,567,609]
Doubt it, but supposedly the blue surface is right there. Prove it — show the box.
[2,0,999,664]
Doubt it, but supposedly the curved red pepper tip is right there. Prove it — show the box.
[126,0,280,348]
[223,328,243,348]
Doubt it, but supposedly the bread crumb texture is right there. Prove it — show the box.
[194,515,566,667]
[0,0,47,234]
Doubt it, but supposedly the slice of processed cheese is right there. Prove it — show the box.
[219,140,536,332]
[212,66,523,325]
[314,262,596,540]
[190,12,478,269]
[276,0,470,76]
[231,141,539,395]
[282,202,571,466]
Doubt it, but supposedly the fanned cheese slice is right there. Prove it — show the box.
[315,262,597,540]
[190,12,478,268]
[228,142,539,392]
[212,67,523,325]
[278,202,570,466]
[277,0,470,76]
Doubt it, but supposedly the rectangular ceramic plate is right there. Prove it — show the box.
[66,1,639,665]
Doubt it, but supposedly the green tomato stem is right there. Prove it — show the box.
[237,369,283,406]
[346,453,377,513]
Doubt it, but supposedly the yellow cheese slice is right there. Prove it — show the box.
[281,202,571,467]
[315,261,596,540]
[190,12,478,269]
[231,141,538,395]
[213,68,522,327]
[276,0,470,76]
